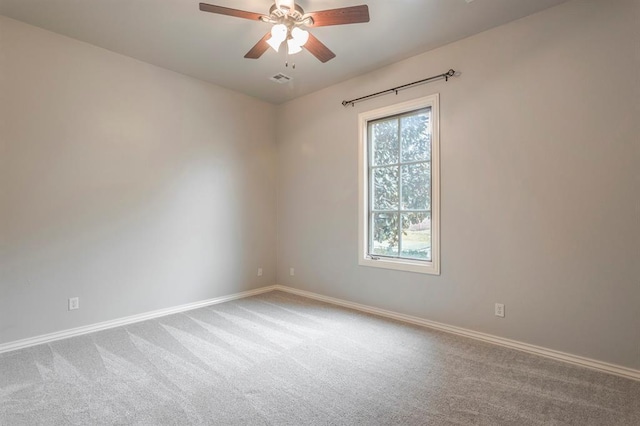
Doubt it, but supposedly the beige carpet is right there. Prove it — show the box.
[1,290,638,425]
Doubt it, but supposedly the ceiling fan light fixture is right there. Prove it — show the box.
[291,27,309,46]
[270,23,287,40]
[267,37,283,52]
[287,39,303,55]
[267,23,287,51]
[199,1,370,62]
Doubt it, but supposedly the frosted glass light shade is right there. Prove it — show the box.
[267,24,288,52]
[267,37,283,52]
[291,27,309,46]
[271,24,287,41]
[287,39,302,54]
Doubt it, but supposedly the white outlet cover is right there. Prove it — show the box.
[495,303,505,318]
[289,268,295,276]
[257,268,263,276]
[68,297,80,311]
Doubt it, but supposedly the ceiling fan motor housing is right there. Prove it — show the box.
[266,4,311,27]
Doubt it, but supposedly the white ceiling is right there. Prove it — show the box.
[0,0,568,104]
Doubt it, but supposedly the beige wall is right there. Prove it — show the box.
[0,16,277,344]
[276,0,640,369]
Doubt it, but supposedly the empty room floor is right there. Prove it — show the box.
[1,291,638,425]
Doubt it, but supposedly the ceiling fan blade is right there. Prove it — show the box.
[244,32,272,59]
[199,3,265,21]
[307,5,370,27]
[304,33,336,63]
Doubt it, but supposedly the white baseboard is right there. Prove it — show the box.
[0,285,278,355]
[273,285,640,381]
[3,283,637,381]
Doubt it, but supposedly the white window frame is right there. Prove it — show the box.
[358,94,440,275]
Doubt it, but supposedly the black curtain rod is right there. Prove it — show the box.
[341,69,456,107]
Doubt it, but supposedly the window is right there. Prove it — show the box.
[358,94,440,275]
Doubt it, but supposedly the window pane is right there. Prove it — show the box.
[371,213,399,257]
[401,212,431,261]
[401,110,431,162]
[373,166,399,210]
[360,94,439,274]
[370,119,399,166]
[401,162,431,210]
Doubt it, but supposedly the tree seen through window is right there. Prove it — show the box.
[368,108,432,261]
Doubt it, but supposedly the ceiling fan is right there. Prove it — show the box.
[199,0,370,63]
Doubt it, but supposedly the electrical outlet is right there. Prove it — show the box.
[495,303,505,318]
[289,267,295,276]
[257,267,263,277]
[68,297,80,311]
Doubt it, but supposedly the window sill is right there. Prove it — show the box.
[359,256,440,275]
